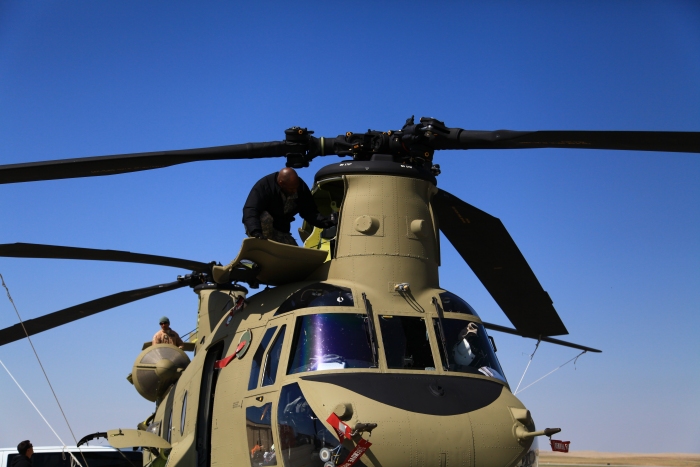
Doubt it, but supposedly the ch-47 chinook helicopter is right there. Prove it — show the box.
[0,117,698,467]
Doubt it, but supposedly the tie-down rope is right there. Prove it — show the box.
[514,345,587,396]
[514,338,541,394]
[0,273,87,467]
[0,360,86,467]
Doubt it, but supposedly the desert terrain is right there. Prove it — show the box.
[538,451,700,467]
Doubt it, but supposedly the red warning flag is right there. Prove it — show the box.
[214,339,248,369]
[326,413,353,441]
[338,438,372,467]
[550,440,570,452]
[326,413,373,467]
[225,296,246,326]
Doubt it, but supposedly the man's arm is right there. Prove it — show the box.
[242,176,274,236]
[297,183,334,229]
[174,332,185,348]
[242,188,264,234]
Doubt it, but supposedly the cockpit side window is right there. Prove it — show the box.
[439,291,479,316]
[274,283,354,316]
[287,313,375,374]
[261,325,286,387]
[433,318,506,383]
[248,327,278,390]
[379,316,435,370]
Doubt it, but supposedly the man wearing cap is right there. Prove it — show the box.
[152,317,184,349]
[12,440,33,467]
[242,168,335,246]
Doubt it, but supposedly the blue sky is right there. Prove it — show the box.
[0,1,698,454]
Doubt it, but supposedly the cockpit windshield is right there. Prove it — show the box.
[287,313,375,374]
[433,318,506,383]
[378,316,436,370]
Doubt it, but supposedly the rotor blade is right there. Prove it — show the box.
[433,189,567,337]
[482,321,601,353]
[0,141,288,184]
[0,243,211,273]
[0,280,187,346]
[437,129,700,153]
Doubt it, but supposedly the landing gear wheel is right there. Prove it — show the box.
[319,448,332,462]
[324,463,335,467]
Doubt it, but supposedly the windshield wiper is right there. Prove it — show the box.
[361,292,379,367]
[432,297,450,370]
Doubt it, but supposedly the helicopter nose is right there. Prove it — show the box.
[294,373,530,467]
[300,372,503,415]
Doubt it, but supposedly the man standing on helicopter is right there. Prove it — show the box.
[242,168,335,246]
[152,316,184,349]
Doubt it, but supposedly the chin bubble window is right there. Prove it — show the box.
[246,403,276,467]
[275,283,354,316]
[433,318,506,382]
[278,383,363,467]
[379,316,436,370]
[287,314,375,374]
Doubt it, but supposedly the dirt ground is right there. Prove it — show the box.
[538,451,700,467]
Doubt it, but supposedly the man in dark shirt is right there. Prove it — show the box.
[11,440,33,467]
[213,168,335,285]
[242,168,333,246]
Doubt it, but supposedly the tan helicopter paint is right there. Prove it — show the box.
[106,428,172,449]
[212,237,328,285]
[129,171,538,467]
[194,287,248,351]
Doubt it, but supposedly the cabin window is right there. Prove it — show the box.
[165,408,172,443]
[379,316,436,370]
[439,291,479,316]
[275,283,354,316]
[180,391,187,435]
[287,314,375,374]
[246,403,276,467]
[248,327,278,390]
[262,325,286,387]
[278,383,357,467]
[432,318,506,383]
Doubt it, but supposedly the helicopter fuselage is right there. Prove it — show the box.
[140,160,537,467]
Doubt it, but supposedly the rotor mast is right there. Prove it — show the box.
[324,171,441,297]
